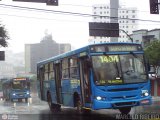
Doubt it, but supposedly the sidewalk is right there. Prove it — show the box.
[151,96,160,101]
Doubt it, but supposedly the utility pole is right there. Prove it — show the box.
[110,0,119,42]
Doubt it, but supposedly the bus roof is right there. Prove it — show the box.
[37,42,141,65]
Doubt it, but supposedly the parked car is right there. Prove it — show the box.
[148,65,156,80]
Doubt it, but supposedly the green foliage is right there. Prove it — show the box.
[0,23,9,47]
[144,40,160,66]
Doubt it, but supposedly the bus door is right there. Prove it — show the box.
[39,66,45,100]
[79,57,91,106]
[54,62,62,104]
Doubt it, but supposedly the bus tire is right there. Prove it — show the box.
[18,99,22,102]
[25,98,28,103]
[82,108,91,114]
[119,107,131,114]
[76,100,83,113]
[74,94,85,114]
[75,100,91,114]
[47,93,61,113]
[4,98,8,101]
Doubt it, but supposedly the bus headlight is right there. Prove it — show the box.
[144,92,149,96]
[95,96,106,100]
[141,90,149,97]
[26,92,30,95]
[96,96,102,100]
[13,93,16,96]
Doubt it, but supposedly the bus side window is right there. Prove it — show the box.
[49,62,55,80]
[44,64,49,81]
[70,57,78,79]
[84,60,90,87]
[62,58,69,79]
[39,65,45,81]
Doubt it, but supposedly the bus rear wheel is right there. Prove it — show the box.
[119,107,131,114]
[47,93,61,113]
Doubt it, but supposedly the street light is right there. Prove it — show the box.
[119,29,133,43]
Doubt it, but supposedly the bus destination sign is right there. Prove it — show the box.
[107,45,141,52]
[13,78,27,81]
[90,44,142,52]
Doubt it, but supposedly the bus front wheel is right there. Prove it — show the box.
[119,107,131,114]
[18,99,22,102]
[25,98,28,103]
[47,93,61,113]
[76,100,91,114]
[76,100,83,113]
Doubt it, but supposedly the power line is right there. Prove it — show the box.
[2,12,160,26]
[0,13,89,23]
[0,3,149,15]
[0,3,160,23]
[0,3,91,17]
[61,3,150,13]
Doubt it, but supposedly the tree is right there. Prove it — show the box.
[0,23,9,47]
[144,40,160,66]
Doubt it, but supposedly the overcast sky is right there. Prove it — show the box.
[0,0,160,53]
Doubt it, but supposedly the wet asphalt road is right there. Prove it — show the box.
[0,96,160,120]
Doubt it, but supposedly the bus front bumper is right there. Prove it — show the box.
[11,94,30,99]
[92,96,152,110]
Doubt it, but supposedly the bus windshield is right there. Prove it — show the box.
[92,54,148,85]
[12,81,29,90]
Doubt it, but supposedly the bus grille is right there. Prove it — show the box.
[113,102,136,107]
[108,88,138,92]
[111,95,136,100]
[17,92,25,95]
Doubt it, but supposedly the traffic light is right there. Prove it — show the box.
[12,0,45,3]
[149,0,159,14]
[12,0,59,6]
[0,51,5,61]
[46,0,58,6]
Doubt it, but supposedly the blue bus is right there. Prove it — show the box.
[2,77,31,102]
[0,79,3,100]
[37,42,152,114]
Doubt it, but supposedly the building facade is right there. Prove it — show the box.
[0,62,16,79]
[25,35,71,74]
[90,4,138,43]
[0,50,25,79]
[130,29,160,47]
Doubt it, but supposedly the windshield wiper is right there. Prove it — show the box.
[130,51,143,63]
[130,51,138,57]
